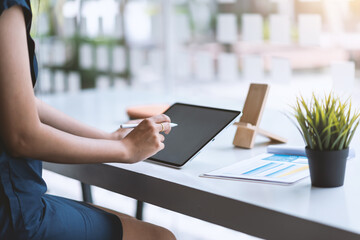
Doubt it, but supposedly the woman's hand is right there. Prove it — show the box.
[111,119,143,140]
[121,114,172,163]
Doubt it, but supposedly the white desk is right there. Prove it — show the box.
[40,88,360,240]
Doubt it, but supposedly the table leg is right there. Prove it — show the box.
[81,182,93,203]
[136,200,144,220]
[80,181,144,220]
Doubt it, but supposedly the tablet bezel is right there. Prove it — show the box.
[147,103,241,168]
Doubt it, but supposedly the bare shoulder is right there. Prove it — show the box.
[0,5,24,26]
[0,4,27,62]
[0,4,29,77]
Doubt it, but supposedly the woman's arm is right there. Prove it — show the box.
[0,6,171,164]
[36,98,143,140]
[36,98,111,140]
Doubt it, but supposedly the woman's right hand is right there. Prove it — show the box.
[121,114,172,163]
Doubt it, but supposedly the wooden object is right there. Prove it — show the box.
[233,83,287,149]
[126,104,170,119]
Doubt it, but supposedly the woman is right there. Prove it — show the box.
[0,0,176,239]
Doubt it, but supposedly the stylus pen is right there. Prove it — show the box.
[120,123,178,129]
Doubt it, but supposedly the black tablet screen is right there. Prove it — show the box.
[149,103,241,167]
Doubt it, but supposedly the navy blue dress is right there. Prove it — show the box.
[0,1,123,239]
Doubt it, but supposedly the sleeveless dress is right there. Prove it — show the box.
[0,1,123,239]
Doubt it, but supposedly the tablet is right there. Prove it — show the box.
[148,103,241,168]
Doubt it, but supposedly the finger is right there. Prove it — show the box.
[163,122,172,134]
[150,114,171,123]
[155,122,171,133]
[158,133,165,142]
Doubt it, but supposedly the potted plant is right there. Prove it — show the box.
[292,93,360,187]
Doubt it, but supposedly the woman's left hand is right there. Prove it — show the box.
[111,119,143,140]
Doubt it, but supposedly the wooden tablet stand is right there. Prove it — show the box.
[233,83,287,149]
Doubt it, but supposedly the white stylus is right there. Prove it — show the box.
[120,123,178,129]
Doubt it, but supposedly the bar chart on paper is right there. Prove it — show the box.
[202,154,309,185]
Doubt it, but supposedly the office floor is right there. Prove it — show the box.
[43,170,260,240]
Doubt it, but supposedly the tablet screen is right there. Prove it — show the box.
[149,103,241,167]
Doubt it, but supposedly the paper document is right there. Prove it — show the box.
[202,145,355,185]
[201,153,309,185]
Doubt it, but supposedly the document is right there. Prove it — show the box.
[201,153,309,185]
[202,145,355,185]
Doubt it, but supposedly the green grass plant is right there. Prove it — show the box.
[292,93,360,151]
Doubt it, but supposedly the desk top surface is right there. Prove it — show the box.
[39,86,360,236]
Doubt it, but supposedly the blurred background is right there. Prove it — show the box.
[31,0,360,95]
[32,0,360,239]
